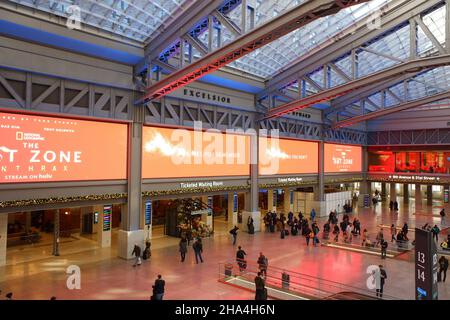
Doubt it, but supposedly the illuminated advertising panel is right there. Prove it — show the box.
[142,126,250,179]
[259,137,318,175]
[325,143,362,173]
[0,112,128,183]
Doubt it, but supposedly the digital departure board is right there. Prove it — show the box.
[103,205,112,232]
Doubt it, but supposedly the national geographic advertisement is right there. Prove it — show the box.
[325,143,362,173]
[259,137,318,175]
[142,126,250,179]
[0,112,128,183]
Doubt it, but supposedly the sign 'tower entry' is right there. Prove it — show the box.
[0,112,128,183]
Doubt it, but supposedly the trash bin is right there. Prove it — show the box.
[224,263,233,277]
[282,272,290,289]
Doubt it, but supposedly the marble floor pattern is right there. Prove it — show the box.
[0,199,449,300]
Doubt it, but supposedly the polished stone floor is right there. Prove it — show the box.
[0,198,449,300]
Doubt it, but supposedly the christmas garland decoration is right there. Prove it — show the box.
[0,193,128,209]
[142,185,250,197]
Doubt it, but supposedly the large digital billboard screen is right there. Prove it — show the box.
[142,126,250,179]
[259,137,318,175]
[325,143,362,173]
[0,112,128,183]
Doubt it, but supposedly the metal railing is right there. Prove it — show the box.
[219,260,401,300]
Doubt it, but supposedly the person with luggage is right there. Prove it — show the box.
[193,237,204,264]
[254,272,267,300]
[257,252,268,277]
[288,211,294,226]
[236,246,247,272]
[132,243,142,267]
[438,256,448,283]
[323,221,331,240]
[381,240,388,259]
[312,222,320,246]
[179,237,188,262]
[143,239,151,261]
[333,224,340,242]
[291,218,299,236]
[229,225,239,245]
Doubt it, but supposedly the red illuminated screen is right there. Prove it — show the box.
[324,143,362,173]
[0,112,128,183]
[142,126,250,178]
[369,151,450,174]
[259,137,318,175]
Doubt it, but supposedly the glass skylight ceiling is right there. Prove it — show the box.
[224,0,392,78]
[6,0,193,43]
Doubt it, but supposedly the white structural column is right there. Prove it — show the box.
[227,193,238,228]
[267,190,274,212]
[415,184,422,209]
[243,131,260,232]
[426,185,433,206]
[201,195,213,230]
[0,214,7,266]
[403,184,409,203]
[283,188,292,213]
[390,183,397,202]
[314,141,326,215]
[118,107,146,260]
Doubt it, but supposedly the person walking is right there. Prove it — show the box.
[305,225,312,246]
[440,209,446,227]
[438,256,448,283]
[310,208,316,222]
[132,243,142,267]
[375,228,384,247]
[254,272,267,300]
[381,240,388,259]
[193,238,204,264]
[333,224,340,242]
[153,275,165,300]
[389,201,394,211]
[431,225,440,242]
[229,225,239,245]
[257,252,268,277]
[179,237,188,262]
[390,224,396,243]
[376,265,387,298]
[394,201,399,211]
[312,222,320,246]
[362,229,368,247]
[402,223,409,240]
[236,246,247,272]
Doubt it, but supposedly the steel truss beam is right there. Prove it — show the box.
[325,72,421,116]
[263,55,450,120]
[0,68,133,120]
[258,0,444,100]
[332,90,450,128]
[367,128,450,145]
[140,0,370,103]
